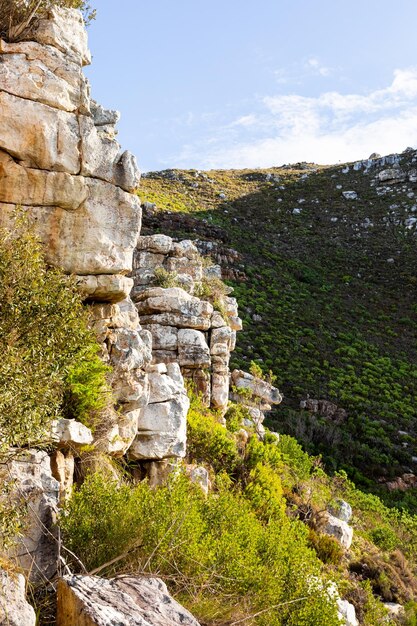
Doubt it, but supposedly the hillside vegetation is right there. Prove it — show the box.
[139,150,417,503]
[63,392,417,626]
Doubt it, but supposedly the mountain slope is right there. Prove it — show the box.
[139,150,417,500]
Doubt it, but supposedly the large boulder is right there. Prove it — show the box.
[128,396,189,461]
[337,599,358,626]
[327,499,352,523]
[323,513,353,550]
[51,418,94,451]
[0,569,36,626]
[5,450,60,582]
[231,369,282,405]
[57,575,201,626]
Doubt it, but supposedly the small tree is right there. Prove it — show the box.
[0,0,95,42]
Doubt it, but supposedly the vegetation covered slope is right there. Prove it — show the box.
[139,150,417,499]
[63,394,417,626]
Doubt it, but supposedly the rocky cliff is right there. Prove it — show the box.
[0,8,285,625]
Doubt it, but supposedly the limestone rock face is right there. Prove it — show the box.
[4,450,60,582]
[57,575,201,626]
[178,329,211,368]
[0,151,88,209]
[89,300,152,457]
[136,287,213,327]
[25,180,141,275]
[129,364,189,461]
[75,275,134,303]
[79,115,140,192]
[0,6,141,282]
[0,38,90,113]
[31,6,91,66]
[0,569,36,626]
[0,91,81,173]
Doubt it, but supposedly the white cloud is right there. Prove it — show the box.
[306,57,332,77]
[174,68,417,169]
[230,114,258,128]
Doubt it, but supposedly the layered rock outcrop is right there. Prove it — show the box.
[0,7,141,280]
[3,450,60,583]
[0,8,192,591]
[131,234,242,416]
[230,369,283,436]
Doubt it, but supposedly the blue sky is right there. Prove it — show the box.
[85,0,417,171]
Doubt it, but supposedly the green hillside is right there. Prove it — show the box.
[139,150,417,501]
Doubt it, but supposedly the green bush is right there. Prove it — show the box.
[0,221,110,448]
[370,526,399,552]
[224,402,251,432]
[277,434,314,482]
[62,344,111,431]
[186,393,241,475]
[245,463,286,522]
[153,267,180,288]
[308,529,344,565]
[62,471,340,626]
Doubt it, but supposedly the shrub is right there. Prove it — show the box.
[277,434,314,482]
[153,267,180,288]
[0,476,25,550]
[0,0,96,42]
[245,463,286,522]
[195,275,232,300]
[62,344,112,431]
[186,394,241,475]
[224,402,251,432]
[62,471,340,626]
[308,529,344,565]
[0,220,111,449]
[370,526,399,552]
